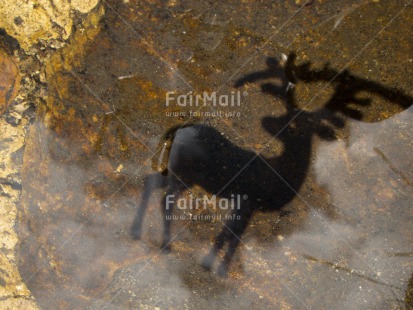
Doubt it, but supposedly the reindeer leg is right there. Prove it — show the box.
[131,173,166,240]
[201,231,227,271]
[201,213,238,272]
[217,238,240,278]
[217,206,253,277]
[161,179,184,253]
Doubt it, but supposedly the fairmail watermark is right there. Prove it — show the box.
[165,194,248,211]
[165,110,241,118]
[166,90,245,107]
[166,213,242,221]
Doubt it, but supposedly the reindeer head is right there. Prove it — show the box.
[236,53,346,143]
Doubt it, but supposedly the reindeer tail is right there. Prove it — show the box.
[151,123,196,176]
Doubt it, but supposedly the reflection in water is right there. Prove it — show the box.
[16,1,413,306]
[131,54,412,278]
[313,104,413,308]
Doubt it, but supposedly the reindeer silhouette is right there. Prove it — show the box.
[130,54,347,276]
[131,53,411,276]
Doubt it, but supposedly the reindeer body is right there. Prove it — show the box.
[131,113,317,276]
[166,123,292,208]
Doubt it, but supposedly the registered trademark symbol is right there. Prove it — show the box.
[243,194,248,200]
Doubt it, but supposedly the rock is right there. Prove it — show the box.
[0,2,103,309]
[0,0,100,53]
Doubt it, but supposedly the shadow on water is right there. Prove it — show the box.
[131,53,413,277]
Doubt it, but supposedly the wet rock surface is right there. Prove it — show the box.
[0,0,411,309]
[0,48,37,310]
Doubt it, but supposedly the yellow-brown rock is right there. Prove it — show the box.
[0,0,100,53]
